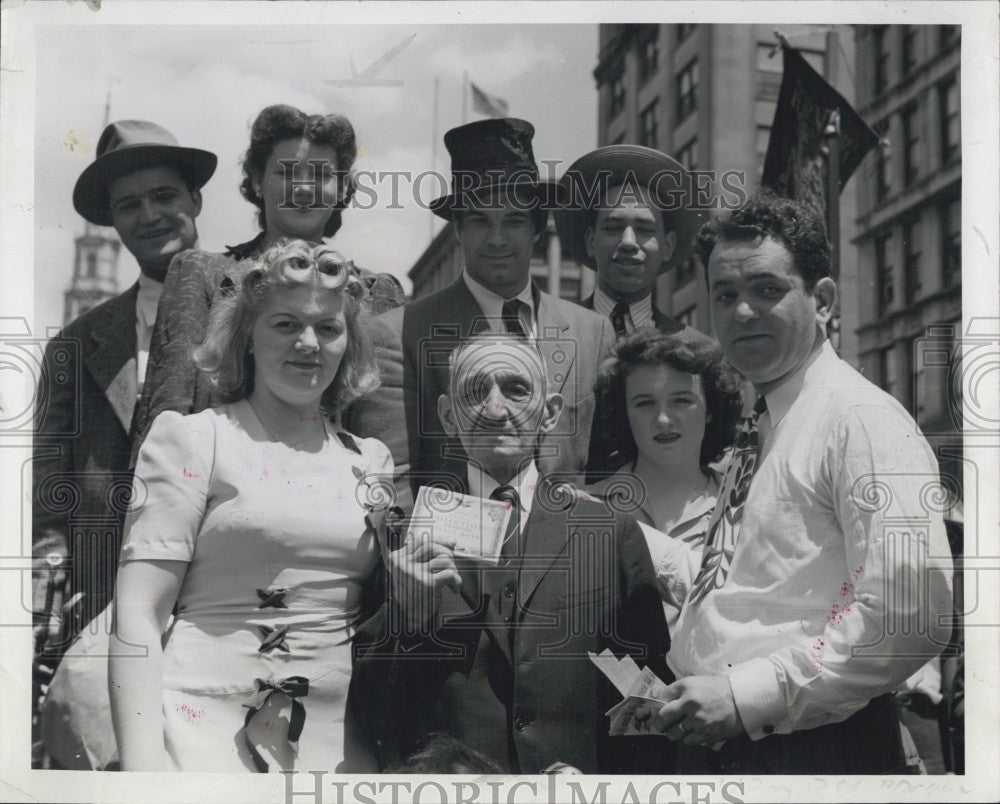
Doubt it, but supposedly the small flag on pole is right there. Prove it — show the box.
[470,82,509,118]
[762,43,879,228]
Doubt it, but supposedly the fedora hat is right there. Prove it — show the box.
[554,145,706,271]
[430,118,561,220]
[73,120,218,226]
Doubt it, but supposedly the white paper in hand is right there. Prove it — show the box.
[409,485,510,563]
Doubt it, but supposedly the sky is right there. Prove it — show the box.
[33,22,599,332]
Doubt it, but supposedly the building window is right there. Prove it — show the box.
[86,253,98,278]
[756,125,771,175]
[674,257,698,290]
[939,25,960,50]
[639,99,659,148]
[901,104,920,186]
[609,64,626,119]
[676,24,696,44]
[903,216,922,304]
[902,26,919,77]
[676,137,698,171]
[873,26,890,96]
[875,139,892,203]
[676,59,698,122]
[940,198,961,288]
[756,42,781,73]
[939,77,960,165]
[875,232,894,315]
[638,27,659,84]
[676,305,697,329]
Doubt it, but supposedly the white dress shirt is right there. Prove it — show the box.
[463,272,536,338]
[660,341,953,739]
[467,461,539,539]
[592,287,654,333]
[135,272,164,393]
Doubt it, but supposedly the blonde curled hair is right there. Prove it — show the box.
[195,239,379,417]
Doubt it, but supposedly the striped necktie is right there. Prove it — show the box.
[688,396,767,604]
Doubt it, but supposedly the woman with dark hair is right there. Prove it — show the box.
[110,241,388,772]
[589,327,742,630]
[132,104,362,451]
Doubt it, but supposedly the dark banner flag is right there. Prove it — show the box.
[762,43,879,229]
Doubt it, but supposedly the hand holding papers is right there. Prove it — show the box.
[589,650,673,736]
[409,486,512,564]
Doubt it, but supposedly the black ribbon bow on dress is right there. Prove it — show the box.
[241,676,310,773]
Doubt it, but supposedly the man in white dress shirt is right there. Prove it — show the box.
[652,192,953,773]
[33,121,214,664]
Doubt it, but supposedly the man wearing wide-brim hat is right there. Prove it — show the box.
[346,118,614,514]
[555,144,711,343]
[32,121,216,767]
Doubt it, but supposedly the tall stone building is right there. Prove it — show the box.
[852,24,962,499]
[592,23,861,361]
[63,224,120,325]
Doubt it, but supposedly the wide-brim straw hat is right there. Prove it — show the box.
[554,144,706,271]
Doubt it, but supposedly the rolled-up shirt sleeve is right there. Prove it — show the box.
[728,405,953,738]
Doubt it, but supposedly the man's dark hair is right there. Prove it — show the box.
[240,104,358,239]
[593,326,743,469]
[695,191,831,291]
[385,733,503,774]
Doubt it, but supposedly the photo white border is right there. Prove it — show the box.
[1,2,997,802]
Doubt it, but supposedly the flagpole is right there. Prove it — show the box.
[430,76,440,244]
[462,70,468,124]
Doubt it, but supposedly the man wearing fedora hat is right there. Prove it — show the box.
[556,144,710,342]
[32,120,215,670]
[346,118,614,510]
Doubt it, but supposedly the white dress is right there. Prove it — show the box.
[120,401,392,772]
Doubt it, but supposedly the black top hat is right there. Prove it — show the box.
[73,120,218,226]
[430,118,560,220]
[554,144,706,271]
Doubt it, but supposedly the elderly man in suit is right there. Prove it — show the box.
[354,335,671,773]
[346,118,614,511]
[555,144,708,340]
[32,121,215,658]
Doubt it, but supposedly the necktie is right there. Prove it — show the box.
[490,484,522,560]
[687,396,767,604]
[610,300,629,338]
[501,299,528,338]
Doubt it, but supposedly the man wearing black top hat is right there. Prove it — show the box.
[32,121,215,667]
[347,118,614,511]
[555,145,710,342]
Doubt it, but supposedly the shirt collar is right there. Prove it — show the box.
[592,287,653,330]
[468,461,539,517]
[760,339,836,429]
[463,271,535,328]
[135,272,164,330]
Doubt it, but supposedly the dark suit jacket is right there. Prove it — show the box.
[32,286,140,647]
[345,277,615,512]
[352,479,672,773]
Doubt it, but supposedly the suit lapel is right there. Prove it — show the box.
[87,285,138,434]
[517,481,574,610]
[533,286,574,397]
